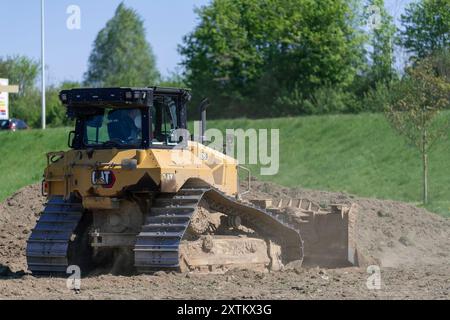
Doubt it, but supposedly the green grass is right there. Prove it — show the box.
[209,114,450,218]
[0,128,71,201]
[1,113,449,217]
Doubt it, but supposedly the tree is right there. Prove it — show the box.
[385,53,450,204]
[159,68,187,88]
[0,56,82,128]
[180,0,367,117]
[45,81,81,128]
[0,55,39,96]
[366,0,397,84]
[0,56,40,126]
[400,0,450,60]
[180,0,266,116]
[85,3,160,87]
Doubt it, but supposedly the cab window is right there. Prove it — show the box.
[83,107,143,148]
[151,97,184,146]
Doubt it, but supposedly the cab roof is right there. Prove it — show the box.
[59,87,191,108]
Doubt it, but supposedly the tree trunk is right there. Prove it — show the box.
[422,129,429,205]
[423,151,428,205]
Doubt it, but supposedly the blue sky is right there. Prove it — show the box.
[0,0,412,85]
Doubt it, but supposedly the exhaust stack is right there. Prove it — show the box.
[199,98,210,144]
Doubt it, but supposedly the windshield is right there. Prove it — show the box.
[83,108,142,148]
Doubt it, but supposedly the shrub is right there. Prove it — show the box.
[274,86,361,115]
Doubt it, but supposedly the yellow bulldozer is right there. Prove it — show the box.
[26,87,356,275]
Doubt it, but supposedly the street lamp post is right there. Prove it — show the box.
[41,0,46,129]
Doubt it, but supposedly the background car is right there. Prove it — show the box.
[0,118,29,131]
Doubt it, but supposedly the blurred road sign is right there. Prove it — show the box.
[0,85,19,93]
[0,79,19,120]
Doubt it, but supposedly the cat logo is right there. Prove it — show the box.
[91,170,116,188]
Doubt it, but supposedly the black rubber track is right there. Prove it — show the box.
[26,196,85,274]
[134,186,304,272]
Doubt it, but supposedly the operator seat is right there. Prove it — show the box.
[107,109,133,142]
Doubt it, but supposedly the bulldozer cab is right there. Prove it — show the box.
[60,87,191,150]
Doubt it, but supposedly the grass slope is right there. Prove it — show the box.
[212,114,450,217]
[1,113,449,216]
[0,128,70,201]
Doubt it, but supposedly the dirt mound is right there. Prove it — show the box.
[0,185,45,273]
[243,180,450,268]
[1,181,448,273]
[0,182,449,299]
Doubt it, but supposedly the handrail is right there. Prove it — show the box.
[238,165,251,196]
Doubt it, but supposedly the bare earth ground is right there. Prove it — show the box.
[0,182,449,300]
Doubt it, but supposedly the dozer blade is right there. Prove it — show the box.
[250,198,359,268]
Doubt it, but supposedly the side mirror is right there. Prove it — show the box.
[68,131,76,149]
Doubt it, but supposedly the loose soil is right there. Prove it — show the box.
[0,182,448,300]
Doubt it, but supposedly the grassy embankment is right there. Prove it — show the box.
[1,113,449,216]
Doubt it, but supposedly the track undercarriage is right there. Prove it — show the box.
[26,185,304,275]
